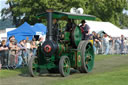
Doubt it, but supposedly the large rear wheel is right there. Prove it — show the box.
[59,56,70,77]
[78,40,95,73]
[28,56,40,77]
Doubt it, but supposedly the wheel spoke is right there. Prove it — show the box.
[78,41,94,73]
[84,43,94,72]
[59,56,70,77]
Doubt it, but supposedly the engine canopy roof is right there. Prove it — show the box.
[37,12,96,20]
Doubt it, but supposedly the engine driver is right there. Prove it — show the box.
[80,20,90,40]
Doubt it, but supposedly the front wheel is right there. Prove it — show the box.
[28,56,40,77]
[59,56,70,77]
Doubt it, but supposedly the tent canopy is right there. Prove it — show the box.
[121,29,128,37]
[7,22,47,42]
[8,22,34,36]
[32,23,47,35]
[86,21,123,37]
[7,22,35,42]
[0,33,7,40]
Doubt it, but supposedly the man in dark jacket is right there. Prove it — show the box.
[80,20,90,40]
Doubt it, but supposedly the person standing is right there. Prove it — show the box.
[114,38,121,54]
[30,38,37,56]
[120,35,125,54]
[109,36,113,54]
[103,34,110,55]
[52,19,59,41]
[80,20,90,40]
[26,37,31,64]
[126,38,128,54]
[96,34,102,54]
[0,40,8,68]
[92,31,99,54]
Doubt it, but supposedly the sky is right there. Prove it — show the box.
[0,0,8,11]
[123,9,128,14]
[0,0,8,19]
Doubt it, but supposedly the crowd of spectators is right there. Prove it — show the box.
[0,36,44,69]
[92,31,128,55]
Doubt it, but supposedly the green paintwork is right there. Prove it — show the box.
[67,51,76,68]
[85,42,95,72]
[33,63,56,69]
[58,43,66,56]
[37,12,96,20]
[64,32,70,41]
[72,52,76,68]
[77,51,81,67]
[73,26,82,47]
[63,57,70,76]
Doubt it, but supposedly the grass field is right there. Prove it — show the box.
[53,65,128,85]
[0,55,128,85]
[0,67,28,78]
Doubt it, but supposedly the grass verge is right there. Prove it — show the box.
[53,66,128,85]
[95,54,127,61]
[0,67,28,78]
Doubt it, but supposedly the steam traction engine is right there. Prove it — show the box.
[28,10,95,77]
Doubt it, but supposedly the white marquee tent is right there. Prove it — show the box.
[0,33,7,40]
[86,21,127,37]
[0,28,16,41]
[121,29,128,37]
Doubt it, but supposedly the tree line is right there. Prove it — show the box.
[1,0,128,29]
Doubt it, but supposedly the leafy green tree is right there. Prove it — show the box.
[1,0,87,26]
[1,0,128,28]
[87,0,128,26]
[120,13,128,29]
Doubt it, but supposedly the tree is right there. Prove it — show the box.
[1,0,128,28]
[87,0,128,27]
[120,13,128,29]
[1,0,87,26]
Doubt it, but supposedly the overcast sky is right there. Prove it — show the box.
[0,0,8,19]
[0,0,8,10]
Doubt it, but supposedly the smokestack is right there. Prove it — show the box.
[46,9,53,40]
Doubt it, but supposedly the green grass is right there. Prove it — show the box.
[95,54,127,61]
[50,55,128,85]
[0,54,128,85]
[0,67,28,78]
[53,66,128,85]
[0,55,126,78]
[0,69,20,78]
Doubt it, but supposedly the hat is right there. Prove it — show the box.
[81,20,86,23]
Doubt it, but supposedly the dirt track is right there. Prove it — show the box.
[0,55,128,85]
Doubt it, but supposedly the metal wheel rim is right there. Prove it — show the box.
[32,57,39,76]
[85,43,94,72]
[63,58,70,75]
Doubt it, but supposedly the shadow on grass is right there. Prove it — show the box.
[18,66,30,77]
[18,67,80,77]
